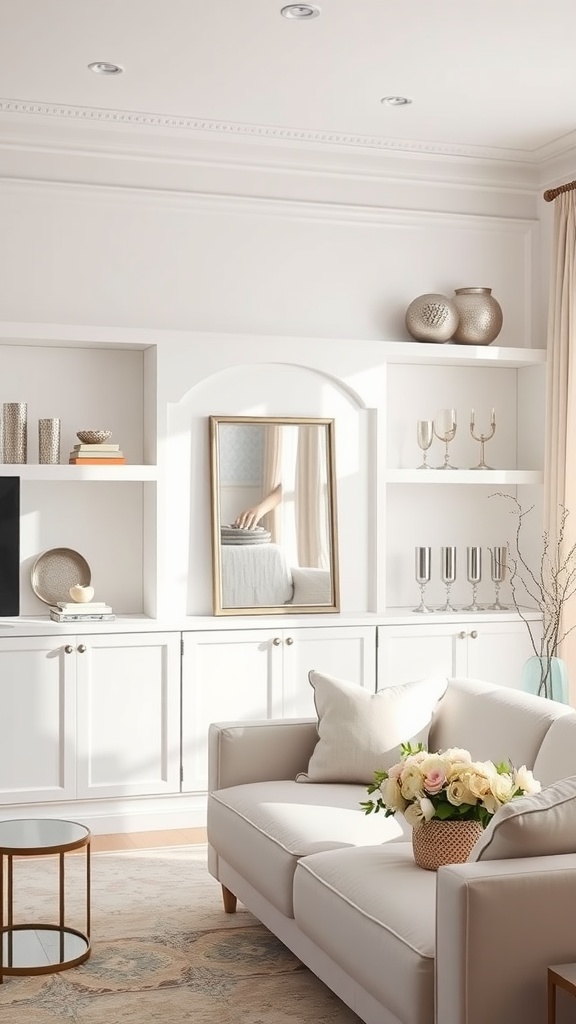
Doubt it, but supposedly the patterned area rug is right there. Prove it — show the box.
[0,845,360,1023]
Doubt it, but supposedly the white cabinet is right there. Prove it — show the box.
[0,631,180,805]
[377,618,537,691]
[0,635,76,803]
[181,624,376,792]
[75,632,181,799]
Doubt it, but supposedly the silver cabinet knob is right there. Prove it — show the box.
[64,644,74,654]
[272,637,282,646]
[458,631,466,640]
[470,630,478,639]
[77,644,87,653]
[285,637,294,646]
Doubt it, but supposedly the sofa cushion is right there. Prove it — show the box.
[296,671,448,784]
[294,844,435,1024]
[208,780,410,917]
[469,775,576,862]
[532,710,576,786]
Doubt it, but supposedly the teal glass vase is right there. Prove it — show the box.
[520,656,569,703]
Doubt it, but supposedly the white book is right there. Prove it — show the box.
[72,443,121,452]
[55,602,113,613]
[50,611,116,622]
[69,450,124,458]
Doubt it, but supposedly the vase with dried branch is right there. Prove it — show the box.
[490,493,576,701]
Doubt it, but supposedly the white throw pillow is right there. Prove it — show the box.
[296,670,448,784]
[469,775,576,862]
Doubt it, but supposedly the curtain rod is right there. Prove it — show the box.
[543,180,576,202]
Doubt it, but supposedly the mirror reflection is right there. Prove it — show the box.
[209,417,340,615]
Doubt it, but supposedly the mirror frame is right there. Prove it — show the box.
[209,415,340,616]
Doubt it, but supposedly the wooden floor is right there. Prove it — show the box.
[89,828,207,852]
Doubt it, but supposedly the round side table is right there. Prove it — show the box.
[0,818,91,983]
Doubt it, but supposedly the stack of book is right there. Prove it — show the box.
[49,601,116,623]
[69,442,126,465]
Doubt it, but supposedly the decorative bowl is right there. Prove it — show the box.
[77,430,112,444]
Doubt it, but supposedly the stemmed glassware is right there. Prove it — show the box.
[488,546,508,609]
[413,546,432,612]
[463,546,482,611]
[470,407,496,470]
[440,546,457,611]
[434,409,457,469]
[416,420,434,469]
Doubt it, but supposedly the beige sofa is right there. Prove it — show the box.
[207,676,576,1024]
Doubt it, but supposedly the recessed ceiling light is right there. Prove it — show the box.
[381,96,412,107]
[88,62,124,75]
[281,4,321,18]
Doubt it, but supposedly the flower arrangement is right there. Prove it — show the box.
[361,742,541,829]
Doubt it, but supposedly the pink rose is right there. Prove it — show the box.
[424,768,446,795]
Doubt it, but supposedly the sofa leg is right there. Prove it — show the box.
[221,885,237,914]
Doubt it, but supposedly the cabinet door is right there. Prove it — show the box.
[282,626,377,717]
[76,632,180,799]
[377,624,459,688]
[464,622,535,688]
[181,629,283,793]
[0,635,76,803]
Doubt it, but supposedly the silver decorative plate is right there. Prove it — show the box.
[31,547,92,606]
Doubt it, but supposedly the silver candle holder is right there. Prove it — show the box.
[414,546,432,613]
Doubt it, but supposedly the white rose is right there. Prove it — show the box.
[515,765,541,795]
[381,777,407,813]
[488,772,515,805]
[419,796,436,822]
[400,765,425,801]
[465,769,492,799]
[442,748,472,764]
[446,780,476,806]
[420,753,447,775]
[404,801,425,828]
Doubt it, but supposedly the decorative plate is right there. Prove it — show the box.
[31,548,92,606]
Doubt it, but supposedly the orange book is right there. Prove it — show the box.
[69,458,127,465]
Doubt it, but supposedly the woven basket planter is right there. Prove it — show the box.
[412,819,485,871]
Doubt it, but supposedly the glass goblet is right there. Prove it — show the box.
[440,545,457,611]
[416,420,434,470]
[488,546,508,609]
[413,546,432,612]
[463,546,482,611]
[434,408,457,470]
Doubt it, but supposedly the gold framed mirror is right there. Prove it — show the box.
[209,416,340,615]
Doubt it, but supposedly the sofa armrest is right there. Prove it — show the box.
[436,855,576,1024]
[208,718,318,792]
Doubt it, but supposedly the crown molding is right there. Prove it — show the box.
[0,97,544,167]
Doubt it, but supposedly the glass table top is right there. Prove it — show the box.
[0,818,90,853]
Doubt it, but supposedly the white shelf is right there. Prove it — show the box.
[0,465,157,482]
[385,469,543,485]
[380,343,545,368]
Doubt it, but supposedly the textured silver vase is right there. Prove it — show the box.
[38,417,61,464]
[2,402,27,464]
[405,293,459,343]
[451,287,503,345]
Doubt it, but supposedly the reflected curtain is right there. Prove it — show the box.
[295,425,329,568]
[261,424,282,542]
[544,191,576,694]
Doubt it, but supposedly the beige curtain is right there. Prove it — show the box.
[544,191,576,691]
[295,425,329,569]
[261,424,282,542]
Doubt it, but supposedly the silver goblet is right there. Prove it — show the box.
[463,546,482,611]
[434,408,457,470]
[440,546,457,611]
[413,546,432,613]
[416,420,434,470]
[488,546,508,609]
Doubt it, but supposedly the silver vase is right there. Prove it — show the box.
[2,402,27,464]
[405,293,459,343]
[38,417,61,464]
[451,287,503,346]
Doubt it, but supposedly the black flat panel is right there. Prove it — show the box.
[0,477,20,616]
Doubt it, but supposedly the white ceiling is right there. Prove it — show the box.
[1,0,576,164]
